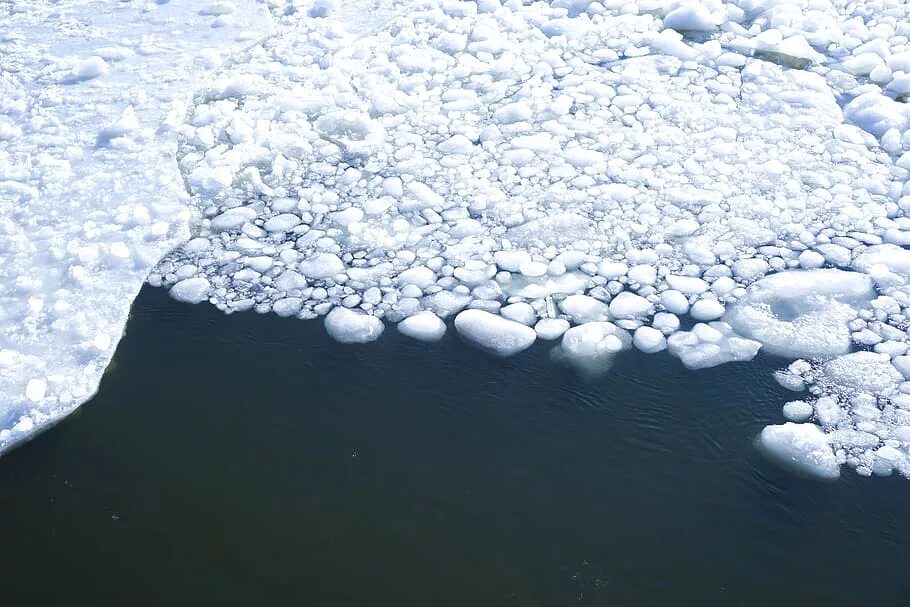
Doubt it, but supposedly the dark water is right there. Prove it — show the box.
[1,286,908,606]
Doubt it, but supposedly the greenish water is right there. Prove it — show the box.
[1,286,908,605]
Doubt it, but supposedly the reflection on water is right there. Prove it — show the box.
[0,286,907,606]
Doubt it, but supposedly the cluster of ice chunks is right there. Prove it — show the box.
[147,0,910,479]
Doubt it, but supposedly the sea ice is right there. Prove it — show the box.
[759,423,840,480]
[454,310,536,357]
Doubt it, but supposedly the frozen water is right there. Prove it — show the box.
[325,307,384,344]
[759,423,840,480]
[5,0,910,478]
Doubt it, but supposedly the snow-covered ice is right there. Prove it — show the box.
[5,0,910,479]
[0,0,273,452]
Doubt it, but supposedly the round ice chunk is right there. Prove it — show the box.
[660,290,689,315]
[609,291,653,319]
[535,318,570,340]
[759,423,840,480]
[663,4,716,32]
[560,321,630,354]
[690,299,725,321]
[397,311,446,342]
[170,277,211,304]
[667,322,761,370]
[454,309,536,356]
[264,213,301,232]
[501,302,537,326]
[782,400,813,422]
[325,307,384,343]
[25,379,47,403]
[725,269,874,358]
[560,294,609,323]
[397,266,436,289]
[633,326,667,353]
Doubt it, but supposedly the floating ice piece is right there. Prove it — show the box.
[560,295,609,324]
[759,423,840,480]
[397,311,446,342]
[325,307,384,344]
[752,34,826,68]
[535,318,570,340]
[667,322,761,370]
[554,322,632,376]
[200,2,236,16]
[819,352,902,396]
[725,269,874,359]
[454,310,536,356]
[25,379,47,404]
[843,92,910,138]
[501,302,537,326]
[299,253,345,280]
[633,326,667,354]
[169,277,212,304]
[854,245,910,285]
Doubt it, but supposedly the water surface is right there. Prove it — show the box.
[1,286,907,605]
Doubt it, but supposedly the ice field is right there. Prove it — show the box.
[5,0,910,479]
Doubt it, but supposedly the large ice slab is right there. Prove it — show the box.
[0,0,273,452]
